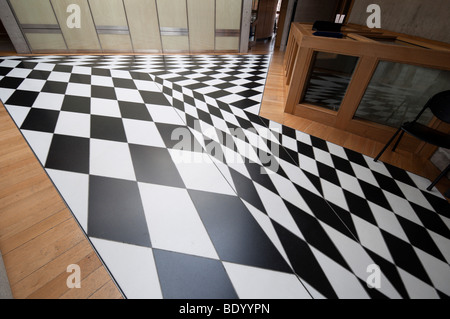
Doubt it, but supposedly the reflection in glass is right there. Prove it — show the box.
[302,51,359,111]
[354,61,450,128]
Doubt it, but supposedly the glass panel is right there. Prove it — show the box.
[354,61,450,128]
[302,51,359,111]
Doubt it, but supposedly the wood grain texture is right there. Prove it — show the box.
[0,102,123,299]
[283,23,450,156]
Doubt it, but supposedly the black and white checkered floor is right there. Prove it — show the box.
[1,54,449,299]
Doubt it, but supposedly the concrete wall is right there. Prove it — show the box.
[293,0,339,23]
[0,0,30,53]
[348,0,450,44]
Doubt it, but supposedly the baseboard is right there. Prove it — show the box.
[0,251,13,299]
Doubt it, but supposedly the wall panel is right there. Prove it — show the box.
[156,0,189,52]
[187,0,215,52]
[88,0,133,51]
[9,0,67,52]
[4,0,247,53]
[216,0,242,51]
[51,0,101,51]
[124,0,161,52]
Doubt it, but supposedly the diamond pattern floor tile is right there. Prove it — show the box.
[1,54,449,299]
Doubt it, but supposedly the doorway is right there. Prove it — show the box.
[0,19,15,54]
[249,0,283,53]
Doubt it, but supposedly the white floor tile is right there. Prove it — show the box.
[268,172,315,217]
[398,268,439,299]
[321,179,349,211]
[90,139,136,181]
[352,214,394,263]
[90,238,163,299]
[0,88,15,102]
[5,68,32,78]
[223,262,311,299]
[254,183,303,239]
[169,149,235,196]
[138,183,219,260]
[46,168,89,231]
[146,104,185,125]
[17,78,46,92]
[115,87,144,103]
[54,111,90,138]
[310,246,370,299]
[322,222,402,299]
[415,247,450,296]
[21,129,53,165]
[133,80,161,92]
[123,118,166,148]
[90,98,121,118]
[66,82,91,97]
[47,71,71,82]
[32,92,65,111]
[4,104,30,127]
[91,75,114,87]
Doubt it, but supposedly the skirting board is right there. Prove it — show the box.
[0,251,13,299]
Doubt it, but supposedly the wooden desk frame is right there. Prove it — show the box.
[283,23,450,158]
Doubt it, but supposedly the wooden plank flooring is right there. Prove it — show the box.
[0,102,123,299]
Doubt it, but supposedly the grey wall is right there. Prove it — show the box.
[348,0,450,44]
[293,0,339,23]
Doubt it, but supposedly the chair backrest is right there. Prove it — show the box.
[426,90,450,124]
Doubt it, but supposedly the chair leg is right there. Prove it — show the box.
[374,127,402,162]
[427,163,450,191]
[391,130,405,152]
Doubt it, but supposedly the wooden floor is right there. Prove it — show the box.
[0,102,123,299]
[0,37,448,299]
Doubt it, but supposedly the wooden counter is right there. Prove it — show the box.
[283,23,450,158]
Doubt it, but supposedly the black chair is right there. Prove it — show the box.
[374,90,450,191]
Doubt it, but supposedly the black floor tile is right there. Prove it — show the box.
[69,73,91,84]
[129,143,185,188]
[91,85,117,100]
[88,175,151,247]
[0,77,24,89]
[61,95,91,114]
[140,91,171,106]
[90,115,127,142]
[5,90,39,107]
[45,134,90,174]
[229,168,266,214]
[118,101,152,121]
[26,67,51,78]
[155,122,203,151]
[273,221,338,299]
[153,249,238,299]
[113,78,137,89]
[20,108,59,133]
[189,190,292,273]
[41,81,68,94]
